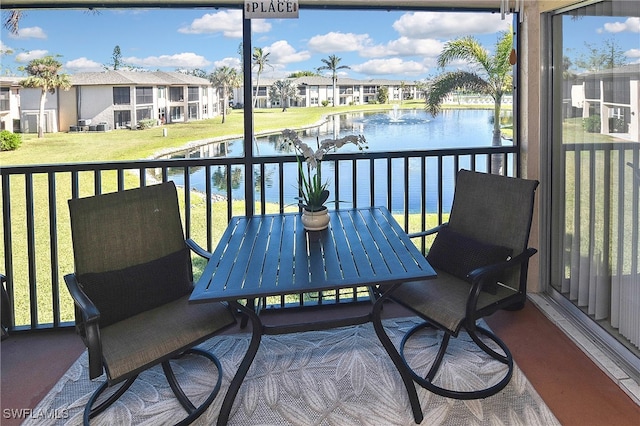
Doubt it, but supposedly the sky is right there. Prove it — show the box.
[1,7,639,81]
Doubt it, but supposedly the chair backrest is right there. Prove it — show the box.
[68,182,192,327]
[447,169,539,289]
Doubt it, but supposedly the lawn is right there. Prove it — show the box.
[1,102,428,166]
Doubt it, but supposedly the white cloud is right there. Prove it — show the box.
[626,48,640,58]
[1,40,13,52]
[10,26,47,39]
[393,12,509,39]
[351,58,427,77]
[626,48,640,64]
[362,37,444,58]
[15,50,48,63]
[307,32,372,53]
[124,52,211,69]
[65,57,104,72]
[603,17,640,33]
[267,40,311,64]
[213,57,242,69]
[178,10,270,38]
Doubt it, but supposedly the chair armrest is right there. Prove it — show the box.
[465,248,538,317]
[64,273,104,379]
[186,238,212,260]
[467,247,537,282]
[407,222,448,239]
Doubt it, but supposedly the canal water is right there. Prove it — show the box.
[169,109,509,213]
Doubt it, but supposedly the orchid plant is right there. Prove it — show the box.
[282,129,367,211]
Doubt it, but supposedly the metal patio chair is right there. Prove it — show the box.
[373,169,539,400]
[64,182,237,425]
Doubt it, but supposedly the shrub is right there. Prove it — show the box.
[137,119,157,130]
[0,130,22,151]
[583,115,601,133]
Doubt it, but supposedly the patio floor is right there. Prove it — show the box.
[1,297,639,425]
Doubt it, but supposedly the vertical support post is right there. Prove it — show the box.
[243,16,255,217]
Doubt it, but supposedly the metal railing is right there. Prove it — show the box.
[1,145,517,332]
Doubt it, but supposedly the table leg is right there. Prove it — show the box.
[371,293,424,424]
[217,300,262,426]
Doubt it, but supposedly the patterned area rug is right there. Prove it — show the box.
[27,317,559,425]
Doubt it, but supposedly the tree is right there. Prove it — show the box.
[183,68,208,78]
[269,79,299,112]
[377,86,389,104]
[399,81,408,104]
[317,55,350,107]
[20,56,71,138]
[3,10,22,34]
[575,38,627,72]
[252,47,271,108]
[103,45,139,71]
[425,31,513,173]
[288,71,320,78]
[111,45,122,70]
[209,66,241,124]
[105,45,123,70]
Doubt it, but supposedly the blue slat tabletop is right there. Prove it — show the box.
[189,207,436,303]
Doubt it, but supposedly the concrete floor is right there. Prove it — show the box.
[2,299,639,426]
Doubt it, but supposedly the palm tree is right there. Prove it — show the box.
[3,10,22,34]
[425,31,513,173]
[252,47,271,109]
[268,79,299,112]
[209,66,241,124]
[20,56,71,138]
[317,55,350,107]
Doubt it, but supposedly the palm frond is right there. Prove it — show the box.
[438,36,489,71]
[424,71,488,116]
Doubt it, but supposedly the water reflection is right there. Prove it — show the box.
[166,109,511,213]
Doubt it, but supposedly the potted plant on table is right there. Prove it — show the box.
[281,129,367,231]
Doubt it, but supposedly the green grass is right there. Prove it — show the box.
[1,102,431,166]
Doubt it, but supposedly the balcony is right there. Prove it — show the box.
[2,144,640,424]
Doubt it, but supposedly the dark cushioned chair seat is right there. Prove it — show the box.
[102,295,235,383]
[390,270,517,334]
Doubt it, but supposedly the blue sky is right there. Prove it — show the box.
[1,8,638,80]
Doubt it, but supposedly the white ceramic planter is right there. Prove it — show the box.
[301,208,330,231]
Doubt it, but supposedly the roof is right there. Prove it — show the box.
[258,76,414,87]
[0,76,24,87]
[69,70,211,86]
[577,63,640,79]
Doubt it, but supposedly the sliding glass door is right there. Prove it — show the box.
[547,0,639,367]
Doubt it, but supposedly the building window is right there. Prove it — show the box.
[188,104,198,119]
[170,87,184,102]
[158,86,166,99]
[188,87,199,102]
[113,87,130,105]
[0,87,9,111]
[136,107,152,121]
[136,87,153,104]
[170,106,184,120]
[113,110,131,129]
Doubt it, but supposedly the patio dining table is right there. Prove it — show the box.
[189,206,436,425]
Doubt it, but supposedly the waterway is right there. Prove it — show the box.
[168,108,511,213]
